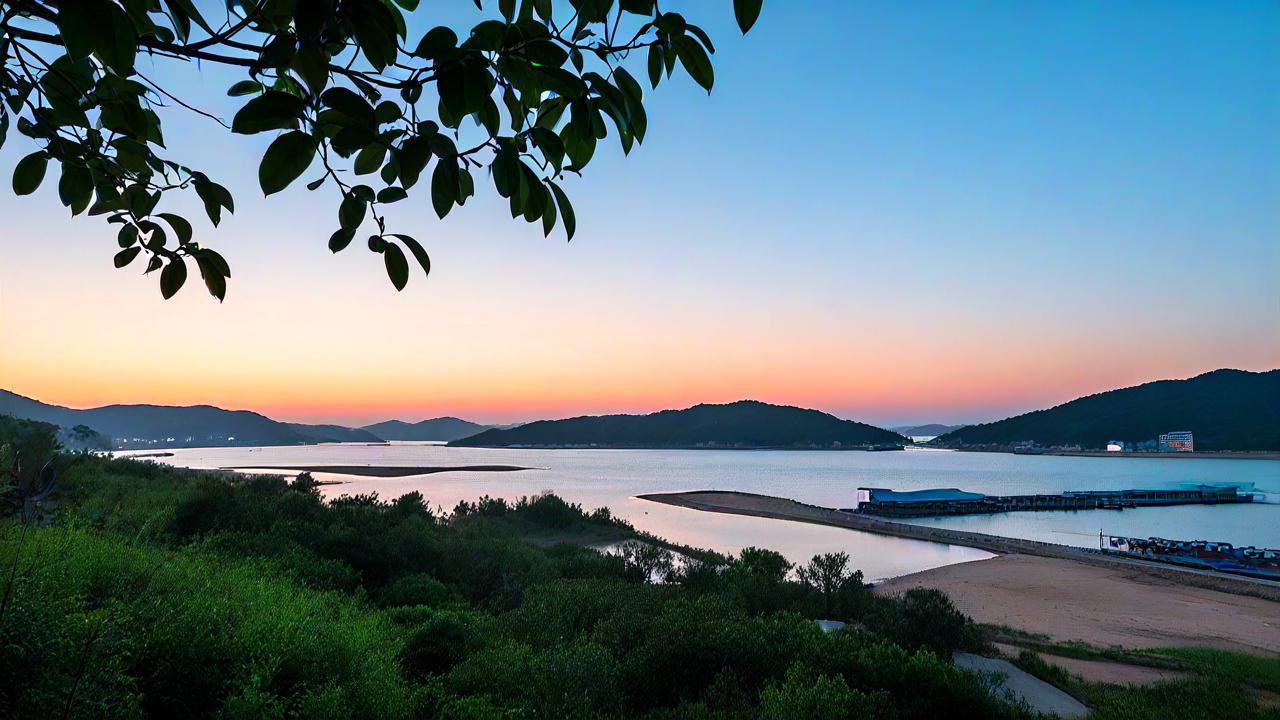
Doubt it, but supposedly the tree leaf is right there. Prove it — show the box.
[157,213,193,245]
[227,80,264,97]
[259,131,316,195]
[414,26,458,59]
[339,195,366,229]
[647,44,663,88]
[549,182,575,241]
[541,190,557,237]
[389,233,430,276]
[377,186,408,203]
[321,87,377,127]
[58,163,93,215]
[12,152,47,195]
[98,2,139,73]
[232,91,307,134]
[329,228,356,253]
[431,160,458,219]
[383,242,409,290]
[194,252,227,301]
[733,0,764,33]
[354,144,387,175]
[113,246,141,268]
[675,36,714,92]
[57,1,100,61]
[160,257,188,299]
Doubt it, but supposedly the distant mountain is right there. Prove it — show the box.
[361,417,490,442]
[449,400,907,449]
[891,424,966,437]
[932,369,1280,452]
[1,390,371,448]
[283,423,383,444]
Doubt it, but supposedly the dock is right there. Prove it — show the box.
[853,485,1251,518]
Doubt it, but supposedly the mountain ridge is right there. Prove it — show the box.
[361,417,491,442]
[0,390,376,448]
[449,400,906,449]
[932,369,1279,451]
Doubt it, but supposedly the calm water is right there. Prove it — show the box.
[126,443,1280,581]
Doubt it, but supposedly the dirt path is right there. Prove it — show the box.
[954,652,1090,718]
[879,554,1280,655]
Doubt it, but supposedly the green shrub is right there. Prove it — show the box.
[0,525,414,719]
[759,663,889,719]
[380,573,450,608]
[864,587,982,655]
[399,613,471,680]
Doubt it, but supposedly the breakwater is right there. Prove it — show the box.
[636,490,1280,602]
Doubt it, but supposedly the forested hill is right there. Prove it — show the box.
[361,417,490,441]
[449,401,906,449]
[0,390,378,447]
[933,369,1280,451]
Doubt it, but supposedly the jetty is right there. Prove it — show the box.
[853,484,1251,518]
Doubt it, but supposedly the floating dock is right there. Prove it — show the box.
[854,485,1252,518]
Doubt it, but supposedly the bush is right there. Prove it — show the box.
[759,664,889,719]
[0,525,414,719]
[399,613,471,680]
[864,587,982,655]
[380,573,450,608]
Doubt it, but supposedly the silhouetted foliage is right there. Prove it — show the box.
[0,0,762,298]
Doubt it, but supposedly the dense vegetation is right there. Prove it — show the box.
[2,416,1022,719]
[451,400,908,449]
[934,369,1280,451]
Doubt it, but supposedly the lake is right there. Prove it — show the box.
[126,443,1280,581]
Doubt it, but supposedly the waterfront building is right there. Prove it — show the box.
[1106,440,1125,452]
[1158,430,1194,452]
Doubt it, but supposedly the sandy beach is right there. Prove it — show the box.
[639,490,1280,654]
[878,554,1280,654]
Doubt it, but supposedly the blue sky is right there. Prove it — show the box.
[1,0,1276,425]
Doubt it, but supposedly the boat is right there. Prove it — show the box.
[1103,534,1280,580]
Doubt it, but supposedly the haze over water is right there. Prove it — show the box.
[134,443,1280,581]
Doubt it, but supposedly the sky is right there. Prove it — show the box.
[1,0,1277,427]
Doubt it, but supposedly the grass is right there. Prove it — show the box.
[998,637,1280,720]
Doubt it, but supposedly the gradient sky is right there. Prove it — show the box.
[1,0,1277,427]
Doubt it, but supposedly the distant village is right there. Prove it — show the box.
[997,430,1199,455]
[1104,430,1194,453]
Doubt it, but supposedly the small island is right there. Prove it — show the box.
[447,400,907,450]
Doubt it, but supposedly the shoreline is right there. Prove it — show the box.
[637,490,1280,602]
[221,464,535,477]
[936,448,1280,460]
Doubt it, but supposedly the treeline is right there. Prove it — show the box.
[935,369,1280,451]
[1,418,1022,719]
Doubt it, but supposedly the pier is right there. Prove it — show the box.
[853,485,1251,518]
